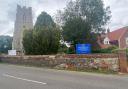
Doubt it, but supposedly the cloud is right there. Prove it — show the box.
[31,0,69,22]
[104,0,128,31]
[0,0,128,36]
[0,0,69,36]
[0,0,16,36]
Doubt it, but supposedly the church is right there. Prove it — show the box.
[12,4,33,53]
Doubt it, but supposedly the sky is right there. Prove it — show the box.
[0,0,128,36]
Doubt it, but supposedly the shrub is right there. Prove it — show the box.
[67,45,75,54]
[92,46,118,53]
[58,44,68,54]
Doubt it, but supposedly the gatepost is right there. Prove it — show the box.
[118,50,128,73]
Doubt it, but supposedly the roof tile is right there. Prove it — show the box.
[108,27,128,41]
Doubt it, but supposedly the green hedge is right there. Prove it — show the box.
[92,46,118,53]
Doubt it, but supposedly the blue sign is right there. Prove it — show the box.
[76,44,91,54]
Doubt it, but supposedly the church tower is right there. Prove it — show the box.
[12,3,33,52]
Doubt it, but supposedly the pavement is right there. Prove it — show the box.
[0,64,128,89]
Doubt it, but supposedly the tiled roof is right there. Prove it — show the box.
[100,44,111,49]
[108,27,128,41]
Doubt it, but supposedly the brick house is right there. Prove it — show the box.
[98,27,128,49]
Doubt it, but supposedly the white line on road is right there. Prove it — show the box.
[3,74,47,85]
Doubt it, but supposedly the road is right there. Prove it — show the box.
[0,64,128,89]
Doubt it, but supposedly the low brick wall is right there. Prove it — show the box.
[0,54,119,73]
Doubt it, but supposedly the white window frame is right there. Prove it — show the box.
[104,37,110,45]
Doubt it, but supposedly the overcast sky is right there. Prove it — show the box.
[0,0,128,36]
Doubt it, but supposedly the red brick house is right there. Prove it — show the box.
[98,27,128,49]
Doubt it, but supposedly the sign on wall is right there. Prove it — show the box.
[76,44,91,54]
[8,50,17,56]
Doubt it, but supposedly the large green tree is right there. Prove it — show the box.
[23,12,61,55]
[59,0,111,32]
[0,36,12,53]
[63,17,91,44]
[23,30,34,55]
[56,0,111,50]
[35,12,56,29]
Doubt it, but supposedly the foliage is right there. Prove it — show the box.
[57,0,111,32]
[67,45,76,54]
[63,17,91,43]
[23,12,61,55]
[35,12,56,29]
[79,0,111,32]
[92,46,118,53]
[62,17,99,50]
[56,0,111,51]
[58,44,68,54]
[23,30,34,54]
[112,48,128,56]
[33,28,61,55]
[0,36,12,53]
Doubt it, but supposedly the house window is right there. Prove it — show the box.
[104,37,110,45]
[105,41,109,44]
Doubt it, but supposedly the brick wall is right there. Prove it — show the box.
[0,54,119,73]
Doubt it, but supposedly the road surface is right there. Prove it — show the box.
[0,64,128,89]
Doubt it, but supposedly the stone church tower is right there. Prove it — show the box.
[12,5,33,52]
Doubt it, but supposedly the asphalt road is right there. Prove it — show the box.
[0,64,128,89]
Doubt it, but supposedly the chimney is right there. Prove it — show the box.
[107,28,110,33]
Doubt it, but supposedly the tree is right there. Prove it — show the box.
[62,17,99,50]
[32,28,61,55]
[23,30,34,55]
[63,17,91,44]
[35,12,56,29]
[56,0,111,50]
[23,12,61,55]
[0,36,12,53]
[58,0,111,32]
[79,0,111,32]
